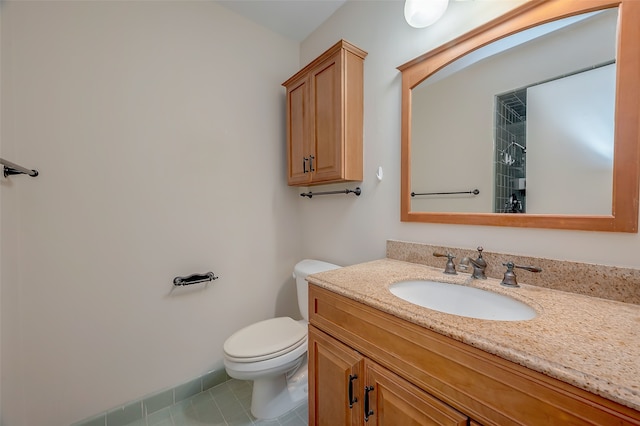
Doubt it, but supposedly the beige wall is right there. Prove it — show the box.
[1,2,301,425]
[0,3,3,422]
[300,0,640,269]
[2,1,640,425]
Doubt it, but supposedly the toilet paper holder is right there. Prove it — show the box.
[173,272,218,286]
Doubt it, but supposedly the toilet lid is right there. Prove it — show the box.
[224,317,307,362]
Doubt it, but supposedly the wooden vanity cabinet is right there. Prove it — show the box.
[309,326,467,426]
[308,285,640,426]
[282,40,366,186]
[309,326,363,425]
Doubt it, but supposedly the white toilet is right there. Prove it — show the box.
[223,259,341,420]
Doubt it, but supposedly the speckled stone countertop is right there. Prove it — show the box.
[307,258,640,412]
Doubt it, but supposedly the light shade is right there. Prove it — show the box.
[404,0,450,28]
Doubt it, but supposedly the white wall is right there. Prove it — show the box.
[528,65,615,215]
[1,2,301,425]
[299,0,640,268]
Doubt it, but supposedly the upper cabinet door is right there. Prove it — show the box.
[286,77,311,185]
[283,40,367,187]
[310,52,343,183]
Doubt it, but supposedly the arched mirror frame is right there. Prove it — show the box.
[399,0,640,232]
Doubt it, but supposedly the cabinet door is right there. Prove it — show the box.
[286,77,311,185]
[309,326,363,426]
[309,50,343,183]
[364,360,468,426]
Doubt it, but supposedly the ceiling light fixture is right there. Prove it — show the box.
[404,0,450,28]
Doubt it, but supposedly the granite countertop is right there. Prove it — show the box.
[307,258,640,412]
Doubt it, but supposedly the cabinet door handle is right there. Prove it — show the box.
[309,155,315,172]
[303,157,308,173]
[364,385,374,422]
[348,374,358,408]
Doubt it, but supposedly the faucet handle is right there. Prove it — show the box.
[501,261,542,288]
[433,252,457,275]
[474,246,487,268]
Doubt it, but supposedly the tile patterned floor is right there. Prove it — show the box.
[127,379,308,426]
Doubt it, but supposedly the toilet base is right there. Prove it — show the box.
[250,358,308,419]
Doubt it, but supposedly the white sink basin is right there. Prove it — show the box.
[389,280,536,321]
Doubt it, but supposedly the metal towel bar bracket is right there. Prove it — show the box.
[173,272,218,286]
[411,189,479,197]
[300,187,361,198]
[1,158,39,178]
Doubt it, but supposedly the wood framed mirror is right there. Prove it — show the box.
[399,0,639,232]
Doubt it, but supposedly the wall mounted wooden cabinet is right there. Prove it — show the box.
[283,40,367,186]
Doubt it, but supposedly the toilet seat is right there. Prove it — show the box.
[224,317,307,363]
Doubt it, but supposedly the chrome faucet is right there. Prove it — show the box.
[459,246,487,279]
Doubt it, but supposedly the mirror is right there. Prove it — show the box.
[411,10,617,215]
[399,0,640,232]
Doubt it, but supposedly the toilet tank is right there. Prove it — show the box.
[293,259,341,321]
